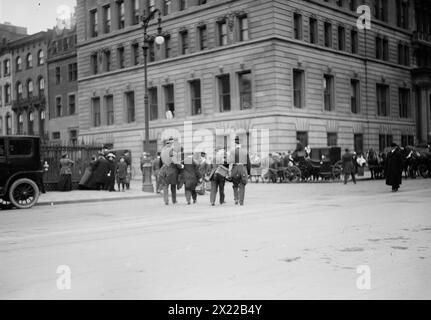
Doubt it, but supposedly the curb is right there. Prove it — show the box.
[36,194,162,207]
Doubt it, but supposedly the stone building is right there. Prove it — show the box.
[47,25,79,144]
[75,0,427,171]
[8,31,51,137]
[0,22,27,135]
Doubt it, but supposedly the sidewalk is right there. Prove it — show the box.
[37,179,169,206]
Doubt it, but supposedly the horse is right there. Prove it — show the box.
[366,149,383,179]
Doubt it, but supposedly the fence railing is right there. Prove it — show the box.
[41,142,103,191]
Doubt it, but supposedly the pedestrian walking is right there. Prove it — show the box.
[116,157,128,192]
[105,153,117,192]
[341,148,356,184]
[152,152,162,193]
[228,136,251,206]
[160,137,183,205]
[210,148,229,206]
[58,152,74,192]
[385,143,403,192]
[182,154,202,205]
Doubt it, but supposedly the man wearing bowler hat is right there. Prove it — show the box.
[385,142,403,192]
[228,136,251,206]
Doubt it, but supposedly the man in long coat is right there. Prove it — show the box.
[342,148,356,185]
[160,138,183,205]
[385,143,403,192]
[182,154,202,205]
[89,152,110,190]
[228,136,251,206]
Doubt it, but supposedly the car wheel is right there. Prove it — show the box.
[8,178,40,209]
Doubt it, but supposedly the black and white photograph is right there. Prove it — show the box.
[1,0,431,306]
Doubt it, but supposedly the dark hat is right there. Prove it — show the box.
[235,136,240,144]
[390,142,398,148]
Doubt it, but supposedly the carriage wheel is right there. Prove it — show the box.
[418,164,429,179]
[8,179,40,209]
[332,161,343,180]
[284,166,301,183]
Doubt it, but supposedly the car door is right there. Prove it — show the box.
[0,138,9,194]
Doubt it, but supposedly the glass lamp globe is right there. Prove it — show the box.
[155,35,165,46]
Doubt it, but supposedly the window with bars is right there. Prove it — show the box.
[218,74,231,112]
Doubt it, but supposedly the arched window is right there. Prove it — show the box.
[27,53,33,68]
[37,50,44,65]
[16,81,23,100]
[17,113,24,135]
[4,83,11,103]
[27,79,34,97]
[38,77,45,96]
[16,56,22,71]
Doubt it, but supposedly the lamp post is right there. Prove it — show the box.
[141,9,165,192]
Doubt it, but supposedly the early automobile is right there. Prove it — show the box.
[0,136,46,209]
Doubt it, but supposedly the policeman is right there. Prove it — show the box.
[228,136,251,206]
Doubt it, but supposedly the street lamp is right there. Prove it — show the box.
[141,9,164,192]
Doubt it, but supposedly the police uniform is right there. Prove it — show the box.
[229,137,251,206]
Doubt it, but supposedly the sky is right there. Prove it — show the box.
[0,0,77,34]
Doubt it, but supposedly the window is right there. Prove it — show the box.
[190,80,202,115]
[180,30,189,55]
[148,39,155,62]
[351,79,360,113]
[164,35,172,58]
[37,50,44,65]
[398,43,410,66]
[293,69,304,108]
[27,80,33,97]
[55,66,61,84]
[132,0,140,25]
[375,0,388,22]
[351,29,358,54]
[26,53,33,68]
[28,112,34,135]
[309,18,318,44]
[56,97,62,117]
[218,20,228,46]
[149,87,158,120]
[0,86,2,107]
[324,22,332,48]
[323,74,334,111]
[349,0,357,11]
[103,5,111,33]
[163,0,171,16]
[376,36,388,61]
[104,50,111,72]
[38,77,45,96]
[379,134,393,152]
[354,134,363,154]
[297,131,308,147]
[117,47,125,69]
[376,84,389,117]
[5,84,11,103]
[218,74,231,112]
[126,91,135,123]
[383,38,389,61]
[52,132,61,140]
[92,97,101,127]
[106,95,114,125]
[396,0,409,29]
[238,15,249,41]
[69,94,76,115]
[16,56,22,71]
[6,114,12,135]
[338,26,345,51]
[68,63,78,81]
[0,118,2,136]
[117,0,125,29]
[179,0,186,10]
[199,0,207,4]
[294,13,302,40]
[399,88,410,118]
[198,25,208,50]
[132,43,140,65]
[336,0,343,7]
[164,84,175,118]
[239,71,252,110]
[148,0,155,12]
[4,59,10,75]
[91,53,98,74]
[90,9,98,37]
[17,113,23,134]
[70,130,78,146]
[16,82,23,100]
[327,133,338,147]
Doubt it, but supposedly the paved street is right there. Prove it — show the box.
[1,178,431,300]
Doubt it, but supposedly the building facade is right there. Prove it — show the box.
[0,22,27,135]
[47,26,79,144]
[76,0,427,171]
[8,31,50,137]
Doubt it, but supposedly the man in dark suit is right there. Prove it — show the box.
[228,136,251,206]
[210,148,229,206]
[160,137,183,205]
[385,142,403,192]
[342,148,356,185]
